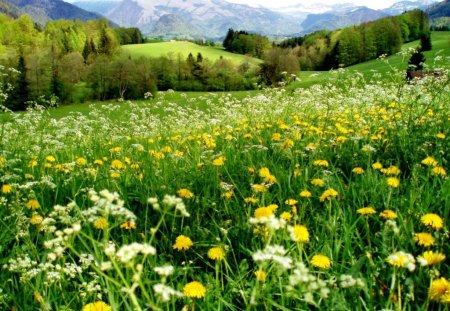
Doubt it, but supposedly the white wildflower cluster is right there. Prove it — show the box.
[339,274,365,289]
[79,277,103,299]
[82,189,137,223]
[43,222,82,261]
[154,265,174,278]
[287,262,334,303]
[252,245,292,270]
[148,195,190,217]
[113,243,156,264]
[48,201,78,225]
[153,284,184,302]
[249,215,286,231]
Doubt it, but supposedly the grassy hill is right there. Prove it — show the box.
[122,41,261,65]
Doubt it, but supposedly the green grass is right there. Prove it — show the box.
[122,41,261,65]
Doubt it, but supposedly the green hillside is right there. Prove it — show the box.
[122,41,261,65]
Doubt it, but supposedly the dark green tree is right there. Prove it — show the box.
[408,50,426,71]
[8,52,29,110]
[82,37,91,62]
[420,33,432,51]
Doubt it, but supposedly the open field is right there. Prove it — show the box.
[122,41,261,65]
[0,62,449,309]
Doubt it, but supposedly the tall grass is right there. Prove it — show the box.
[0,56,449,310]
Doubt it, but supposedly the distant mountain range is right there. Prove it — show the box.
[0,0,446,39]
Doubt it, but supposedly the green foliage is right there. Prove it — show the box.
[223,28,270,58]
[114,27,144,45]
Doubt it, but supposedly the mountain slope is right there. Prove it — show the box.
[427,0,450,18]
[0,0,22,17]
[72,0,118,15]
[381,0,439,15]
[8,0,106,24]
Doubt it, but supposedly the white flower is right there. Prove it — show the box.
[154,265,174,277]
[153,283,183,302]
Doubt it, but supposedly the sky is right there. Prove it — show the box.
[225,0,407,10]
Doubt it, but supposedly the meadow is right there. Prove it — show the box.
[122,41,261,65]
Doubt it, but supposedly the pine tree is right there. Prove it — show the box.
[420,33,432,51]
[82,38,91,62]
[9,52,29,110]
[408,50,426,71]
[98,27,113,55]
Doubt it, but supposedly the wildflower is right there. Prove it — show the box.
[372,162,383,170]
[94,217,108,229]
[280,212,292,221]
[94,159,104,166]
[33,291,43,303]
[414,233,435,247]
[432,167,447,176]
[272,133,281,141]
[154,265,174,277]
[183,281,206,299]
[153,283,183,302]
[429,278,450,302]
[173,235,193,251]
[319,188,339,202]
[120,221,136,230]
[212,156,225,166]
[421,213,444,230]
[207,247,225,261]
[267,204,278,212]
[244,197,257,204]
[251,184,267,193]
[289,225,309,243]
[310,255,331,269]
[177,188,194,199]
[387,251,416,271]
[26,199,40,210]
[285,199,297,206]
[299,190,312,198]
[1,184,12,194]
[75,157,87,166]
[357,207,376,215]
[311,178,325,187]
[28,159,38,168]
[313,160,329,167]
[110,159,125,170]
[248,167,255,174]
[436,133,445,139]
[352,167,364,174]
[254,207,273,219]
[222,190,234,199]
[421,157,438,167]
[82,301,112,311]
[417,251,445,266]
[110,171,120,179]
[386,177,400,188]
[254,270,266,282]
[382,166,401,176]
[30,214,44,225]
[380,210,397,220]
[197,162,204,169]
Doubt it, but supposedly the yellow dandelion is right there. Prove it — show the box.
[352,167,364,175]
[386,251,415,270]
[251,184,267,193]
[110,159,125,170]
[299,190,312,198]
[254,270,266,282]
[414,232,435,247]
[311,178,325,187]
[173,235,193,251]
[254,207,273,219]
[421,213,444,230]
[429,278,450,302]
[212,156,225,166]
[75,157,87,166]
[272,133,281,141]
[432,167,447,176]
[313,159,329,167]
[94,217,108,229]
[183,281,206,299]
[290,225,310,243]
[110,171,121,179]
[319,188,339,202]
[280,212,292,221]
[267,204,278,212]
[26,199,40,210]
[417,251,445,266]
[120,221,136,230]
[82,301,112,311]
[207,247,225,261]
[222,190,234,200]
[30,214,44,225]
[45,156,56,163]
[372,162,383,170]
[197,162,205,169]
[382,166,401,176]
[386,177,400,188]
[380,210,397,220]
[28,159,38,168]
[2,184,12,194]
[310,254,331,269]
[244,197,257,204]
[436,133,446,139]
[421,157,438,167]
[357,207,376,215]
[285,199,298,206]
[177,188,194,199]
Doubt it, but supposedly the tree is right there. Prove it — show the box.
[408,50,426,71]
[420,33,432,51]
[8,52,29,110]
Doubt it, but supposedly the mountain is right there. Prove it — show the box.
[7,0,106,24]
[381,0,440,15]
[0,0,22,17]
[427,0,450,18]
[72,0,119,15]
[69,0,302,39]
[300,6,388,34]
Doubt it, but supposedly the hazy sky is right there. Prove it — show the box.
[226,0,405,10]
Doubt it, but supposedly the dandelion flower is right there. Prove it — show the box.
[212,156,225,166]
[285,199,298,206]
[289,225,309,243]
[177,189,194,199]
[94,217,108,229]
[311,178,325,187]
[254,207,273,219]
[352,167,364,174]
[251,183,267,193]
[299,190,312,198]
[436,133,446,139]
[429,278,450,302]
[432,167,447,176]
[417,251,445,266]
[380,210,397,220]
[1,184,12,194]
[30,214,44,225]
[421,213,444,230]
[254,270,267,282]
[386,177,400,188]
[357,207,376,215]
[76,157,87,166]
[310,254,331,269]
[82,301,112,311]
[382,166,401,176]
[387,251,415,271]
[26,199,40,210]
[173,235,193,251]
[313,160,329,167]
[244,197,257,204]
[414,233,435,247]
[421,157,438,167]
[207,247,225,261]
[319,188,339,202]
[120,221,136,230]
[372,162,383,170]
[183,281,206,299]
[280,212,292,221]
